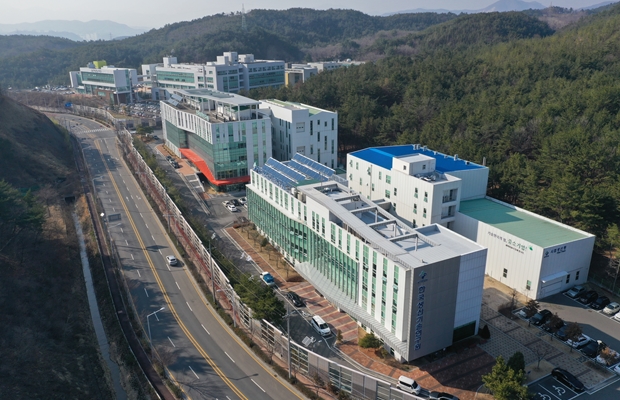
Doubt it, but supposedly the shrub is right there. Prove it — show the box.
[359,333,382,348]
[507,351,525,374]
[479,324,491,339]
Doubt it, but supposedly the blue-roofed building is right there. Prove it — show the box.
[347,145,489,230]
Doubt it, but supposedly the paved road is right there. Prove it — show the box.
[63,115,305,400]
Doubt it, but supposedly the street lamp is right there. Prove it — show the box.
[147,307,165,363]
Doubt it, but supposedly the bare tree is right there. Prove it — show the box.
[565,322,583,353]
[532,344,551,368]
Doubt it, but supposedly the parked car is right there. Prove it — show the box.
[166,255,178,266]
[530,309,553,326]
[311,315,332,337]
[566,285,586,298]
[567,334,592,349]
[551,368,585,393]
[166,155,172,161]
[614,363,620,374]
[222,200,231,206]
[239,197,247,205]
[582,340,606,358]
[542,318,564,333]
[286,291,305,307]
[555,324,570,341]
[227,204,238,212]
[578,290,598,305]
[172,162,180,168]
[603,302,620,316]
[429,392,459,400]
[614,312,620,322]
[590,296,611,310]
[261,272,276,287]
[231,199,241,207]
[595,348,619,366]
[396,376,421,395]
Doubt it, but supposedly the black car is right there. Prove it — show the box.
[231,199,241,207]
[542,319,564,333]
[555,324,570,341]
[429,392,459,400]
[166,155,172,161]
[551,368,585,392]
[590,296,610,310]
[578,290,598,305]
[582,340,606,358]
[286,291,305,307]
[530,309,552,326]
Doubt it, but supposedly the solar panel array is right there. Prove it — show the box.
[266,158,306,182]
[292,153,334,177]
[261,165,295,189]
[288,160,324,181]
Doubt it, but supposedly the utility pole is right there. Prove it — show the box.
[287,301,291,380]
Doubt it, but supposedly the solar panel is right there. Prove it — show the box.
[288,160,325,181]
[291,153,334,177]
[270,160,306,182]
[262,165,295,188]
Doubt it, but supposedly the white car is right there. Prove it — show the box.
[595,349,619,366]
[166,255,178,266]
[567,334,592,349]
[614,363,620,375]
[227,204,238,212]
[603,302,620,316]
[614,312,620,322]
[239,197,247,205]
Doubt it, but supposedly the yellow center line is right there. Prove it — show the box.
[94,139,247,400]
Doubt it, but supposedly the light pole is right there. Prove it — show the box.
[147,307,165,363]
[287,301,291,380]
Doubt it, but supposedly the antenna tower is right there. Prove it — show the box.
[242,4,247,31]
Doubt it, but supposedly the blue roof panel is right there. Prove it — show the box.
[351,145,484,173]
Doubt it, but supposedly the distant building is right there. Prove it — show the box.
[142,52,285,100]
[160,89,272,191]
[285,64,318,86]
[69,60,138,104]
[247,156,488,362]
[347,144,595,300]
[259,99,338,168]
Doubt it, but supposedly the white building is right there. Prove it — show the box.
[142,52,285,100]
[260,99,338,168]
[247,155,487,361]
[454,198,595,299]
[285,64,318,86]
[69,60,138,104]
[347,144,595,300]
[160,89,272,191]
[347,145,489,229]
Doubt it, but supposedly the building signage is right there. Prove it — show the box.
[487,231,532,254]
[544,245,567,258]
[414,270,428,351]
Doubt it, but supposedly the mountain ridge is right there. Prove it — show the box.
[0,20,147,41]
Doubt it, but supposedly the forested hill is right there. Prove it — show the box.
[250,3,620,243]
[0,35,80,58]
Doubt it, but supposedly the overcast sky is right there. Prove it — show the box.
[1,1,610,28]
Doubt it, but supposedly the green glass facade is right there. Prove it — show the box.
[247,187,359,300]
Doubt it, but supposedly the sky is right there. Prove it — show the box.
[1,0,610,29]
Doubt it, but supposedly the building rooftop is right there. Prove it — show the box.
[351,145,485,173]
[296,182,484,269]
[262,99,331,116]
[254,155,336,191]
[459,198,593,248]
[175,89,259,106]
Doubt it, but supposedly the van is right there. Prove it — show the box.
[311,316,331,336]
[396,375,421,395]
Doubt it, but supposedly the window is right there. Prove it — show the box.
[379,171,382,180]
[356,162,359,170]
[503,268,508,278]
[414,204,417,214]
[394,188,397,196]
[526,280,531,290]
[359,178,362,185]
[414,188,418,198]
[423,208,426,218]
[371,183,375,191]
[310,145,313,155]
[424,191,428,202]
[413,219,416,228]
[386,175,391,184]
[576,271,580,280]
[422,165,426,170]
[566,274,570,284]
[385,190,390,199]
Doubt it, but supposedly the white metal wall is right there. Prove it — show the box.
[453,249,487,331]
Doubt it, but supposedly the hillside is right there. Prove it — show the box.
[0,35,82,58]
[0,92,114,398]
[0,9,458,88]
[0,20,147,41]
[251,3,620,244]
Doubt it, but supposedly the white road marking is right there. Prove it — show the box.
[251,379,266,392]
[167,264,170,271]
[120,228,123,233]
[123,179,126,184]
[144,288,149,297]
[168,337,176,347]
[135,203,139,209]
[175,282,180,290]
[109,198,111,202]
[131,254,134,260]
[137,270,141,277]
[125,240,128,245]
[152,235,155,241]
[145,224,148,228]
[186,302,193,312]
[225,352,235,363]
[158,249,162,254]
[188,365,199,379]
[112,207,115,212]
[201,324,210,335]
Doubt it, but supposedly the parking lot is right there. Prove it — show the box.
[530,375,581,400]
